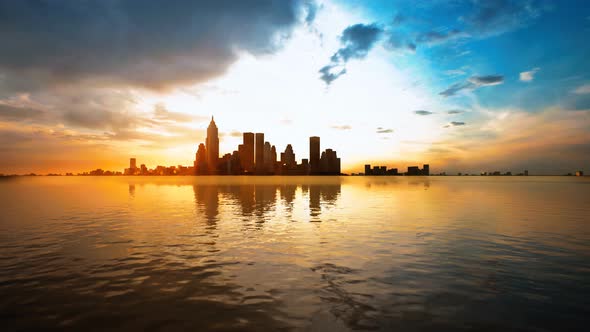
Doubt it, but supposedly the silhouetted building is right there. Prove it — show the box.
[524,170,529,176]
[364,164,371,175]
[281,144,297,169]
[310,136,320,175]
[206,117,219,174]
[422,164,429,176]
[125,157,138,175]
[319,149,340,175]
[194,143,208,174]
[242,132,254,173]
[255,133,264,174]
[263,142,272,174]
[407,166,420,176]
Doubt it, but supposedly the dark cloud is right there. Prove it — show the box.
[318,65,346,85]
[0,104,44,121]
[331,24,383,62]
[469,75,504,85]
[461,0,548,36]
[376,128,394,134]
[414,110,434,116]
[319,23,383,84]
[0,0,314,91]
[440,75,504,97]
[447,109,465,114]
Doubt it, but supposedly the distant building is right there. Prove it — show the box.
[364,164,371,175]
[206,117,219,173]
[524,170,529,176]
[422,164,429,176]
[309,136,320,175]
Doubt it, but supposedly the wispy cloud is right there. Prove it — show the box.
[440,75,504,97]
[573,84,590,95]
[331,125,352,130]
[443,121,466,128]
[376,127,394,134]
[447,109,465,114]
[519,67,540,82]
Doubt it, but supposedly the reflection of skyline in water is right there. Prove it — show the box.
[186,182,341,225]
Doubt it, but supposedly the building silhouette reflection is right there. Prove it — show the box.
[192,185,220,228]
[187,182,341,224]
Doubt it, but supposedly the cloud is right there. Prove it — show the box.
[383,33,416,53]
[573,84,590,95]
[519,67,540,82]
[443,121,466,128]
[228,131,242,138]
[439,82,476,97]
[0,0,313,91]
[460,0,548,37]
[319,23,383,84]
[417,29,467,45]
[469,75,504,85]
[0,104,44,121]
[414,110,434,116]
[447,109,465,114]
[440,75,504,97]
[153,103,206,123]
[331,125,352,130]
[376,128,394,134]
[318,65,346,85]
[444,69,467,76]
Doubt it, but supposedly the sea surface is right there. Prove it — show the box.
[0,176,588,331]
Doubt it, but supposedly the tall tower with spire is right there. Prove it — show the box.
[206,116,219,173]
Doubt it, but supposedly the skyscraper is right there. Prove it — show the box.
[255,133,264,174]
[194,143,207,174]
[281,144,296,168]
[242,132,254,173]
[309,136,320,175]
[206,116,219,173]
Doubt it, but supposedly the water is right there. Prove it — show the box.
[0,176,588,331]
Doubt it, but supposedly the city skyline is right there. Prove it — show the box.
[125,116,343,176]
[0,1,589,175]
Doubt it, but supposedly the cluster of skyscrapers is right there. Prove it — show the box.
[192,117,341,175]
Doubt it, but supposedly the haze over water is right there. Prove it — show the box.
[1,176,588,331]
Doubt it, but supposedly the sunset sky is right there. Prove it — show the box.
[1,0,589,174]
